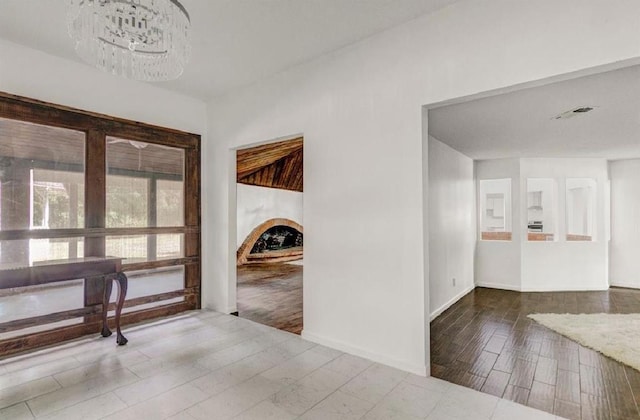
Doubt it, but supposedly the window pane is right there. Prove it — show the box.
[106,175,149,228]
[566,178,596,241]
[157,180,184,227]
[0,117,85,231]
[107,266,185,315]
[32,169,84,229]
[106,137,184,228]
[479,179,512,241]
[157,234,183,259]
[106,234,184,263]
[30,238,85,263]
[0,279,83,324]
[0,279,84,340]
[0,238,84,267]
[106,235,147,261]
[527,179,556,241]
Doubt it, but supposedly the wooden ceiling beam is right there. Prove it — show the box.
[236,138,303,180]
[237,152,303,192]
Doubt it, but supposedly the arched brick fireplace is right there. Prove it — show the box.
[237,218,303,265]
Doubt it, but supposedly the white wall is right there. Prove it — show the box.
[610,159,640,289]
[236,183,303,248]
[204,0,640,375]
[520,158,609,291]
[475,159,521,290]
[428,136,475,320]
[0,39,206,134]
[476,158,609,292]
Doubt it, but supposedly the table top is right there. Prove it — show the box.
[0,256,122,272]
[0,257,124,289]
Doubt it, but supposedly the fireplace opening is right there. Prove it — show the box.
[237,218,303,265]
[250,225,303,254]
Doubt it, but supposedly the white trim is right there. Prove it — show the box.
[476,281,610,292]
[203,304,238,314]
[475,282,521,292]
[430,285,475,321]
[301,329,427,376]
[609,282,640,290]
[521,285,608,292]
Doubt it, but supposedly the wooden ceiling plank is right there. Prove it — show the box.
[236,139,303,192]
[236,138,302,179]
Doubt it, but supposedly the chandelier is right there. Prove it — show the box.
[67,0,191,82]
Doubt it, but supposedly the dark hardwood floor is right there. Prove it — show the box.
[431,287,640,420]
[236,262,303,334]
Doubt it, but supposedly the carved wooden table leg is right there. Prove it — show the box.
[101,274,114,338]
[101,272,128,345]
[114,272,128,345]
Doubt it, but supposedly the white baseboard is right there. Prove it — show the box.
[609,282,640,290]
[520,285,608,292]
[477,281,610,292]
[301,330,427,376]
[200,303,238,314]
[430,285,475,321]
[475,282,521,292]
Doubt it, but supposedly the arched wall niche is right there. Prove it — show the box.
[237,218,303,265]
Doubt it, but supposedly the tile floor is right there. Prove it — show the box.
[0,310,566,419]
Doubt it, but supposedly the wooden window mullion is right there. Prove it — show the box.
[84,130,107,310]
[85,130,106,256]
[183,144,200,308]
[147,176,158,260]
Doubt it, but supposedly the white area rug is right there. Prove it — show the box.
[528,313,640,371]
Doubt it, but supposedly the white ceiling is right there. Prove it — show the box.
[0,0,459,100]
[429,64,640,161]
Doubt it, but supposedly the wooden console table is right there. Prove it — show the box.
[0,257,129,345]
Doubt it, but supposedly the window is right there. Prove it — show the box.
[527,178,556,241]
[566,178,596,241]
[106,137,185,228]
[0,118,85,265]
[479,179,512,241]
[0,94,200,355]
[106,138,185,267]
[157,180,184,227]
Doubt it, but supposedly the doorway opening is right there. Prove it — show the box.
[235,137,303,334]
[425,61,640,419]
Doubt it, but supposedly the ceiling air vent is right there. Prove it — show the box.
[553,106,596,120]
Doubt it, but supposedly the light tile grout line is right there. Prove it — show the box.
[100,321,320,417]
[10,317,239,417]
[356,375,407,419]
[100,323,320,417]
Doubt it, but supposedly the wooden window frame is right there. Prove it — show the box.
[0,92,201,356]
